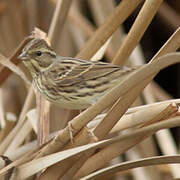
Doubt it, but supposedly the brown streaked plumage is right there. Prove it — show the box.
[18,38,138,109]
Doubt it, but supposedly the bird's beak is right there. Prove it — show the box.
[18,51,27,60]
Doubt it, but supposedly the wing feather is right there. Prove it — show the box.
[45,58,133,87]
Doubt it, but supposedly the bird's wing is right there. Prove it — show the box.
[46,58,134,87]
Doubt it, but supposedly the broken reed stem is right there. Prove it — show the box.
[112,0,163,65]
[76,107,180,178]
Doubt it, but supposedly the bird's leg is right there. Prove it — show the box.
[86,128,98,143]
[67,122,99,144]
[68,121,75,144]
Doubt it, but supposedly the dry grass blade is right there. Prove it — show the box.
[111,102,178,133]
[127,98,180,113]
[74,103,179,178]
[8,116,180,179]
[81,155,180,180]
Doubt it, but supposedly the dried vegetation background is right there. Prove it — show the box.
[0,0,180,179]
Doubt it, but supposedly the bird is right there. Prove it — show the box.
[18,38,138,110]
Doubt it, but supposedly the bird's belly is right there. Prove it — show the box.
[34,77,118,109]
[36,84,107,109]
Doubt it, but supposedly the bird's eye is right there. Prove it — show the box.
[36,51,42,56]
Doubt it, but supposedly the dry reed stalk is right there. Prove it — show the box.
[68,7,94,37]
[33,29,49,146]
[68,100,178,178]
[60,51,180,177]
[26,109,38,134]
[3,117,180,179]
[151,27,180,61]
[0,89,5,129]
[91,23,180,141]
[113,0,163,65]
[0,54,30,85]
[0,117,16,144]
[88,0,124,60]
[127,99,180,114]
[25,0,39,31]
[2,1,17,51]
[48,0,73,45]
[73,82,178,178]
[111,103,178,133]
[81,155,180,180]
[158,2,180,30]
[36,93,50,145]
[7,116,180,179]
[126,147,160,180]
[150,81,172,100]
[76,0,144,59]
[138,55,180,178]
[75,114,180,179]
[1,113,180,178]
[0,86,34,155]
[139,26,180,178]
[156,130,180,178]
[4,119,33,156]
[7,1,25,41]
[0,36,33,85]
[38,128,93,179]
[7,141,37,161]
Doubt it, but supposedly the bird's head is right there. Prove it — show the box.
[18,38,56,76]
